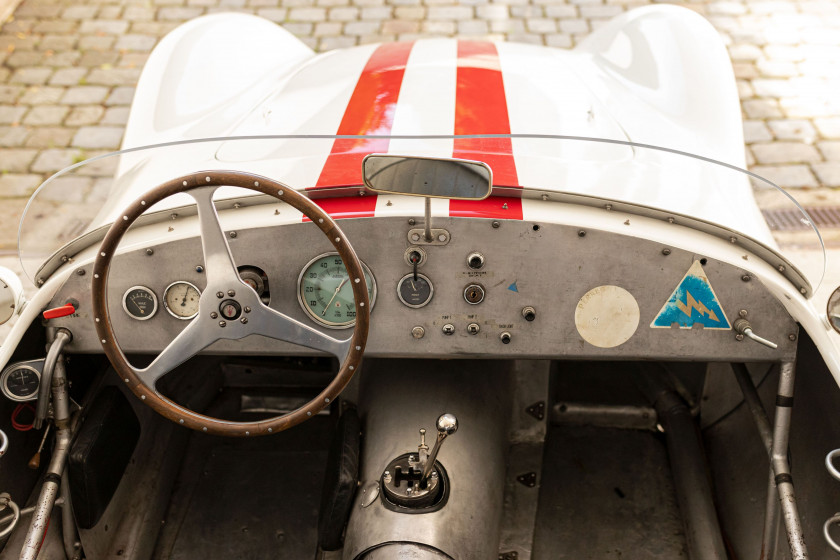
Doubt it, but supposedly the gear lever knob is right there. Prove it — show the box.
[436,413,458,436]
[421,413,458,483]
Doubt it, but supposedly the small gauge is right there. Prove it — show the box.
[122,286,158,320]
[298,253,376,329]
[163,281,201,320]
[397,273,434,308]
[1,362,41,402]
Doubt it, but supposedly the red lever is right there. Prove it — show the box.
[43,304,76,320]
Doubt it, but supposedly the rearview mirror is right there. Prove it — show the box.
[0,267,25,325]
[363,155,492,200]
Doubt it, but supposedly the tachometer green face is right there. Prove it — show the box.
[298,253,376,328]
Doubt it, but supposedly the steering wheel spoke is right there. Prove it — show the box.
[252,304,351,360]
[135,320,212,387]
[189,186,243,287]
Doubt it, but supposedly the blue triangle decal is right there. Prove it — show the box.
[508,282,518,293]
[651,261,730,330]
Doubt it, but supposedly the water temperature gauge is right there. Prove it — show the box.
[1,360,43,402]
[397,273,434,308]
[122,286,157,320]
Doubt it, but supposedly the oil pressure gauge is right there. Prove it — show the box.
[163,281,201,320]
[122,286,157,320]
[1,360,43,402]
[397,273,434,308]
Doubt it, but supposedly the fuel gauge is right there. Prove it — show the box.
[123,286,158,320]
[397,273,434,308]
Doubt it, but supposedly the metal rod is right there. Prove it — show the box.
[653,389,728,560]
[60,471,82,560]
[731,363,780,559]
[550,402,658,431]
[20,336,74,560]
[34,330,72,429]
[423,197,432,242]
[770,361,808,559]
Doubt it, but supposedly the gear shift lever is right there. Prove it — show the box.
[421,413,458,483]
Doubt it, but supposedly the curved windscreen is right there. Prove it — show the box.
[18,135,824,293]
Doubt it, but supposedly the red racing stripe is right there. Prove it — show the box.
[314,42,414,190]
[303,196,378,222]
[451,40,522,219]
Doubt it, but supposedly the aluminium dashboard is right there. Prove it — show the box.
[45,216,797,362]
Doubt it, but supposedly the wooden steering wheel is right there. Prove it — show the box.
[91,171,369,437]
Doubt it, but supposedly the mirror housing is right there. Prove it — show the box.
[0,267,25,325]
[363,155,492,200]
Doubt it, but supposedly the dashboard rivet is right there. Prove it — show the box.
[800,287,807,295]
[578,230,586,237]
[216,292,224,298]
[662,248,671,256]
[735,334,744,341]
[408,218,416,225]
[229,231,237,238]
[210,312,218,319]
[240,317,248,324]
[438,233,447,242]
[739,309,748,318]
[778,264,786,272]
[196,265,204,273]
[411,233,421,242]
[76,269,85,276]
[233,202,241,209]
[741,275,750,282]
[227,290,235,297]
[789,334,797,341]
[492,221,500,229]
[219,321,226,327]
[244,307,251,313]
[145,248,154,256]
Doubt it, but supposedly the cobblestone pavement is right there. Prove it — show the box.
[0,0,839,258]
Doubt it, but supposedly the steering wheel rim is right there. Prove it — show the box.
[91,171,370,437]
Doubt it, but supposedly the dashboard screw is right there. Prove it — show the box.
[492,221,500,229]
[210,312,218,319]
[229,231,237,238]
[244,306,251,313]
[735,334,744,341]
[408,218,416,225]
[227,290,235,297]
[578,230,586,237]
[76,269,85,276]
[145,248,154,256]
[240,317,248,324]
[196,266,204,273]
[739,309,748,318]
[662,248,671,256]
[741,275,750,282]
[219,321,226,328]
[788,334,797,341]
[216,292,224,298]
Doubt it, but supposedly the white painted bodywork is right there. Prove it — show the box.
[10,5,840,387]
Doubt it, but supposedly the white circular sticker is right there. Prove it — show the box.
[575,286,640,348]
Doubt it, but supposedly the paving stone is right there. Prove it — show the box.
[0,126,31,147]
[819,141,840,162]
[6,50,45,68]
[33,20,77,33]
[743,98,784,119]
[19,86,64,105]
[361,5,392,17]
[327,6,359,20]
[768,120,817,143]
[115,34,158,51]
[289,7,328,20]
[65,106,105,126]
[394,6,425,18]
[9,67,53,85]
[72,126,124,149]
[158,6,205,19]
[526,18,556,33]
[752,142,822,164]
[750,164,819,188]
[0,149,37,172]
[49,52,81,67]
[79,51,120,67]
[744,120,772,143]
[123,6,156,20]
[0,173,42,197]
[423,19,457,33]
[0,86,24,104]
[545,33,573,47]
[344,20,380,33]
[0,106,27,125]
[815,118,840,139]
[813,163,840,187]
[62,86,109,105]
[101,106,130,125]
[558,18,589,34]
[23,105,69,125]
[24,126,75,148]
[427,5,473,19]
[86,68,141,86]
[61,6,99,19]
[319,35,357,49]
[79,20,129,34]
[49,68,88,86]
[78,35,117,51]
[38,35,78,51]
[383,19,420,33]
[106,87,135,106]
[31,148,85,172]
[119,53,149,68]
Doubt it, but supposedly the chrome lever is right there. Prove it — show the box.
[420,413,458,483]
[734,318,778,349]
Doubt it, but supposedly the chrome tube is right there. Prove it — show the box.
[34,330,72,429]
[770,361,808,559]
[60,472,81,560]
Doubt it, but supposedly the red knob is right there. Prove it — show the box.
[43,304,76,320]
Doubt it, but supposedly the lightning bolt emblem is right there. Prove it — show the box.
[675,291,719,322]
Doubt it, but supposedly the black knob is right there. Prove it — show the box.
[522,306,536,321]
[466,252,485,270]
[500,332,511,344]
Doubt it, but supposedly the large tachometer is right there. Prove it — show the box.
[298,252,376,329]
